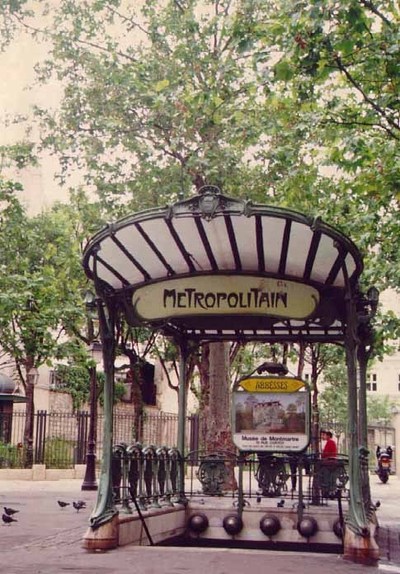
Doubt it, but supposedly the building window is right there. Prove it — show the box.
[49,370,68,390]
[366,373,377,392]
[142,363,156,406]
[125,362,157,406]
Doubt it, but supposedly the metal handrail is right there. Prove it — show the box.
[111,446,350,512]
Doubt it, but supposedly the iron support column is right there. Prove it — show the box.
[342,277,378,564]
[345,309,367,532]
[83,298,119,550]
[177,341,188,457]
[357,345,369,451]
[177,341,189,498]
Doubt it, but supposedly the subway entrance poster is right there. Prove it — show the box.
[232,376,310,453]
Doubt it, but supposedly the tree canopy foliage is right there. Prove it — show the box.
[319,355,399,428]
[0,0,399,412]
[0,187,85,383]
[0,137,109,389]
[257,0,400,290]
[4,0,393,295]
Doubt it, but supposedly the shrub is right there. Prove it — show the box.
[44,437,74,469]
[0,442,24,468]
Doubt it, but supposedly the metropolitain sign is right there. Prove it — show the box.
[132,275,319,321]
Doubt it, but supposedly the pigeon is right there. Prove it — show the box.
[4,507,19,516]
[277,499,285,508]
[57,500,70,509]
[73,500,86,512]
[2,513,17,525]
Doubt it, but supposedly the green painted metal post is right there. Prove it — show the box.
[88,299,118,531]
[177,343,187,456]
[177,341,188,497]
[357,300,376,452]
[357,345,369,450]
[342,272,379,564]
[357,330,375,523]
[345,314,369,534]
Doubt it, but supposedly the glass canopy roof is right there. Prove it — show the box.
[82,187,363,344]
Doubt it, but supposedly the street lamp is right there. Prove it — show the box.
[81,291,99,491]
[25,366,39,468]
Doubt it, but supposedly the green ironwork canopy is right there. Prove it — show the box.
[82,187,363,344]
[82,187,380,562]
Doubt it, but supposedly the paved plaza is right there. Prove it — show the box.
[0,475,399,573]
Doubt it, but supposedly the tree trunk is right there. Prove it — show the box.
[310,347,321,504]
[23,380,34,468]
[127,365,144,443]
[311,356,320,457]
[297,341,305,378]
[200,341,237,490]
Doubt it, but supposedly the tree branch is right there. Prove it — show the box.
[173,0,185,13]
[359,0,393,27]
[105,4,150,38]
[322,116,400,140]
[334,55,400,138]
[10,11,137,63]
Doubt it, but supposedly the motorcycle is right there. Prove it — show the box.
[376,450,391,484]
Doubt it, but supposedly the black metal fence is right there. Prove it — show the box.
[0,410,199,469]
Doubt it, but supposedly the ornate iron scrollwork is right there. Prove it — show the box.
[255,455,288,497]
[197,454,229,496]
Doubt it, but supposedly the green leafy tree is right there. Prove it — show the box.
[257,0,400,291]
[1,0,399,458]
[1,2,399,288]
[319,358,348,430]
[26,0,282,459]
[367,395,398,426]
[24,0,275,211]
[0,0,31,50]
[320,356,399,430]
[0,182,96,453]
[54,364,126,409]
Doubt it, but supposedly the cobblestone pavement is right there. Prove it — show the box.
[0,476,399,573]
[371,473,400,566]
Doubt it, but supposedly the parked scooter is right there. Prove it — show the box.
[376,449,392,484]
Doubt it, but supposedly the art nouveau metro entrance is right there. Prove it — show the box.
[81,186,380,564]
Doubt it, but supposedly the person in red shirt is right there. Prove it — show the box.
[321,430,337,459]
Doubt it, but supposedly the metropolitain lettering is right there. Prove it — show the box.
[163,287,288,310]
